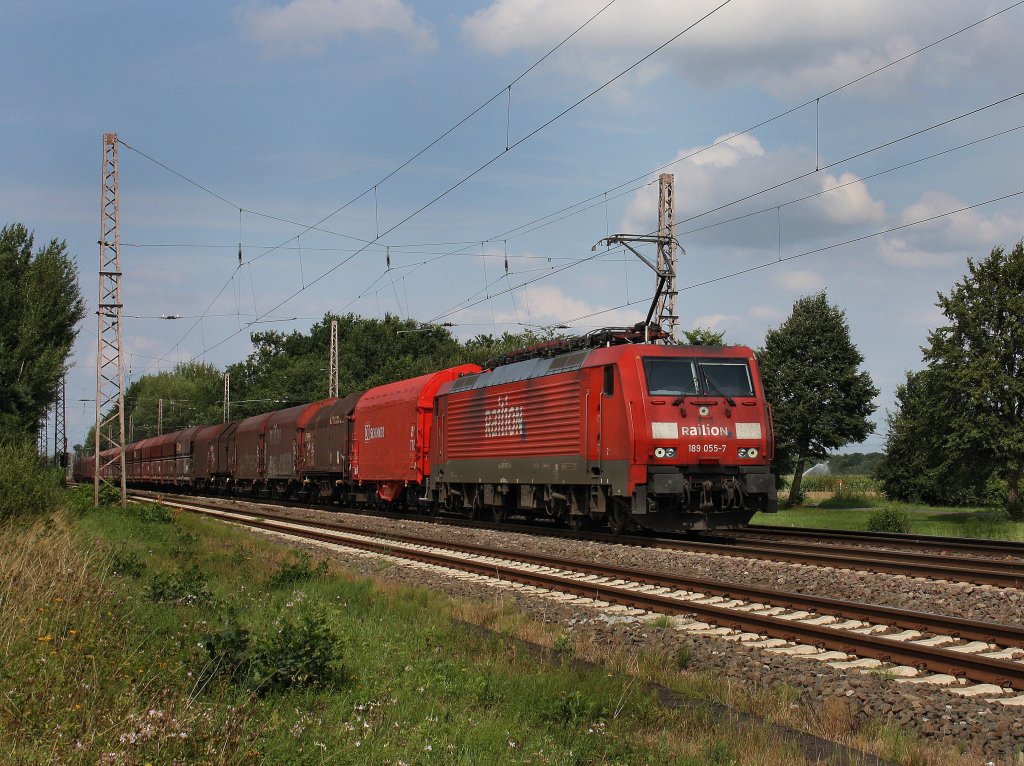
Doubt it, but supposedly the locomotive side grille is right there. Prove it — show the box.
[445,378,582,459]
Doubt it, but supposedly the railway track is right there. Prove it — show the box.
[127,488,1024,588]
[741,524,1024,558]
[138,493,1024,696]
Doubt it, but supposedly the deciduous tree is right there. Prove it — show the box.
[914,241,1024,516]
[757,292,878,506]
[682,326,725,345]
[0,224,85,437]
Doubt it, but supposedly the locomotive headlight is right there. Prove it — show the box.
[737,448,748,458]
[747,448,758,459]
[654,447,667,458]
[698,405,710,417]
[665,447,677,458]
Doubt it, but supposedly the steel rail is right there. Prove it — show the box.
[142,495,1024,689]
[744,525,1024,557]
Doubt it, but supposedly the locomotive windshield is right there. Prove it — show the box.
[643,358,754,398]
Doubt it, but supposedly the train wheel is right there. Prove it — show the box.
[468,492,482,520]
[492,502,507,524]
[608,499,630,535]
[567,514,588,532]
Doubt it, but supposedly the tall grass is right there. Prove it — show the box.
[0,435,65,521]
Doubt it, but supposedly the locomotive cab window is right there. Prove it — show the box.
[642,357,754,399]
[603,365,615,396]
[699,361,754,398]
[643,358,699,396]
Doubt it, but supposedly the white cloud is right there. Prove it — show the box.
[747,304,782,321]
[483,283,643,328]
[237,0,437,58]
[772,268,824,292]
[690,312,737,330]
[618,134,885,249]
[460,0,1001,98]
[817,172,885,225]
[879,191,1024,269]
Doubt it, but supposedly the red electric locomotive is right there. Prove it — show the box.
[430,327,775,532]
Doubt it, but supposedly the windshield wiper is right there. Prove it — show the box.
[703,375,736,407]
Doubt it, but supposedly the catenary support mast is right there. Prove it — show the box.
[94,133,127,507]
[329,319,339,398]
[656,173,678,342]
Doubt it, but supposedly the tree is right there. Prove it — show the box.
[757,292,879,506]
[114,362,223,441]
[916,241,1024,516]
[875,369,986,506]
[682,326,725,345]
[0,224,86,437]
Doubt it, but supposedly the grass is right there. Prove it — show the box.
[4,486,837,766]
[754,503,1024,540]
[761,474,1024,540]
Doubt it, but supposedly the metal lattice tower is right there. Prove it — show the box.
[329,319,339,398]
[223,373,230,422]
[656,173,678,342]
[157,398,163,435]
[54,374,67,468]
[94,132,127,507]
[37,414,47,456]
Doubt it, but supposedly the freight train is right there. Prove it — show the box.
[75,326,777,532]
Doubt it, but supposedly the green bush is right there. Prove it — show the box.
[201,606,345,695]
[145,564,211,605]
[109,549,145,578]
[816,492,879,509]
[266,551,329,589]
[544,689,610,726]
[0,436,64,521]
[801,473,879,494]
[128,501,174,524]
[202,611,253,684]
[252,608,344,694]
[866,507,912,534]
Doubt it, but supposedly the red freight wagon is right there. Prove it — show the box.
[263,399,334,496]
[302,392,364,501]
[431,341,775,532]
[142,431,179,484]
[229,412,274,489]
[173,426,203,486]
[191,422,235,490]
[352,365,480,504]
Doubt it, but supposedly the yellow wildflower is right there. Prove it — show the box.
[37,635,52,642]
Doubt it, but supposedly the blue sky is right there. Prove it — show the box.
[4,0,1024,450]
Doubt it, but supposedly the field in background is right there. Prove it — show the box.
[758,474,1024,540]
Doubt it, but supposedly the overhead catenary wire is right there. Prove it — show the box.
[329,2,1024,330]
[131,0,623,374]
[131,1,1023,374]
[553,187,1024,326]
[170,1,735,366]
[423,98,1024,327]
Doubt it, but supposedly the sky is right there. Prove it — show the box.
[4,0,1024,451]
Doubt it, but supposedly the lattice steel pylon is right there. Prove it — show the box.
[54,374,67,468]
[328,319,339,398]
[655,173,678,343]
[223,373,230,423]
[94,132,127,507]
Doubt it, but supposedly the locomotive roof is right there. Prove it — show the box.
[448,343,754,396]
